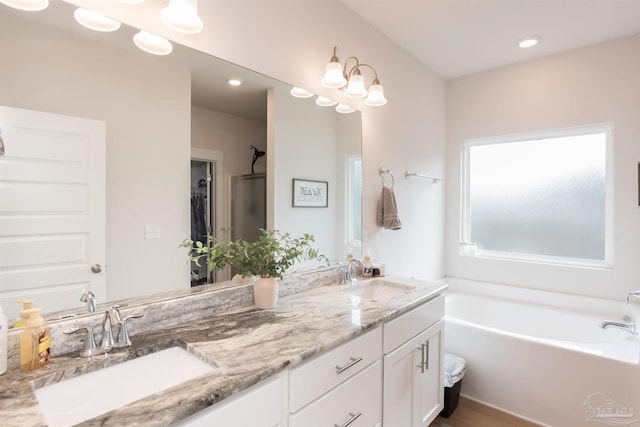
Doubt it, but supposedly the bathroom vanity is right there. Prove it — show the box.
[0,274,446,427]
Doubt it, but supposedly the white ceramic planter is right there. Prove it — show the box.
[253,277,278,309]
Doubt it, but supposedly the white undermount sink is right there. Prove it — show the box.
[346,278,416,302]
[35,346,215,427]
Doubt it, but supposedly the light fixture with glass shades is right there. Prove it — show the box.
[160,0,203,34]
[315,96,337,107]
[0,0,48,11]
[320,46,387,107]
[74,8,121,32]
[335,104,357,114]
[133,30,173,55]
[290,87,314,98]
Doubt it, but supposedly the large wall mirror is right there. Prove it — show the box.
[0,1,362,324]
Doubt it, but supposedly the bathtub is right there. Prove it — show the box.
[443,280,640,427]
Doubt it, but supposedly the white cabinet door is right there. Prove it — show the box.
[416,320,444,426]
[383,320,444,427]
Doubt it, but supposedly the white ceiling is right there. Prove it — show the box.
[339,0,640,79]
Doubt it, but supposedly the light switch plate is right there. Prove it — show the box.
[145,225,161,240]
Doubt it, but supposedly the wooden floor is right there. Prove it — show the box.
[430,397,541,427]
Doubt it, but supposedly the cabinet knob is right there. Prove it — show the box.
[91,264,102,273]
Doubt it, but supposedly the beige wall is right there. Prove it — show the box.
[64,0,448,281]
[0,11,192,301]
[446,35,640,299]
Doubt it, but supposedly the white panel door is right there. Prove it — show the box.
[0,105,106,320]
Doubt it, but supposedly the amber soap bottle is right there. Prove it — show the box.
[19,307,50,371]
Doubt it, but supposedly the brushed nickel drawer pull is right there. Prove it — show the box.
[425,340,430,370]
[335,411,362,427]
[417,344,427,373]
[335,356,363,374]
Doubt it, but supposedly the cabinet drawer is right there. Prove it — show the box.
[289,326,382,413]
[290,360,382,427]
[383,295,444,354]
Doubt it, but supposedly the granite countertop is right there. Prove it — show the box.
[0,276,446,427]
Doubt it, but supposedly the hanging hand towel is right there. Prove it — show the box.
[376,186,402,230]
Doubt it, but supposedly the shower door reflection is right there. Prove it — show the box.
[231,173,266,273]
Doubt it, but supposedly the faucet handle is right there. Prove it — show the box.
[64,326,107,357]
[113,313,144,348]
[627,290,640,304]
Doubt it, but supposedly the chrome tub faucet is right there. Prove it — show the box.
[600,290,640,335]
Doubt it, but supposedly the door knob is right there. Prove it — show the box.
[91,264,102,273]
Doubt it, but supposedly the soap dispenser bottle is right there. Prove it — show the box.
[13,299,33,328]
[0,305,7,375]
[19,307,50,371]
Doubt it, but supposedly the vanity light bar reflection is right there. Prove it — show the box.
[289,87,355,113]
[14,0,208,56]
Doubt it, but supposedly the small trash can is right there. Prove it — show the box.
[440,353,466,418]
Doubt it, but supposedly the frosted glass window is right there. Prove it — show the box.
[464,127,609,264]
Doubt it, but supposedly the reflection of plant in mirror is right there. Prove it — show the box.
[180,229,317,280]
[235,229,317,279]
[179,229,236,273]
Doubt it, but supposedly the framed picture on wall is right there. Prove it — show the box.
[292,179,328,208]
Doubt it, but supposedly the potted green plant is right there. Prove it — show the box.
[235,229,317,309]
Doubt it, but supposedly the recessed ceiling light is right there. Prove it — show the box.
[517,36,541,48]
[74,8,121,32]
[227,78,242,86]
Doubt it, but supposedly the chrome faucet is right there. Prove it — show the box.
[626,290,640,304]
[600,321,636,335]
[80,290,96,313]
[317,254,331,267]
[99,308,117,351]
[344,258,364,284]
[600,290,640,335]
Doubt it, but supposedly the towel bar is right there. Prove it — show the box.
[405,171,443,183]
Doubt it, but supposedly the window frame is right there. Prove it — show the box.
[460,123,614,269]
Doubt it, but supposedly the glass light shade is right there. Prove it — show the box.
[344,74,367,99]
[160,0,203,34]
[290,87,314,98]
[315,96,337,107]
[133,31,173,55]
[320,62,347,89]
[335,104,356,114]
[74,8,121,32]
[0,0,48,11]
[364,84,387,106]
